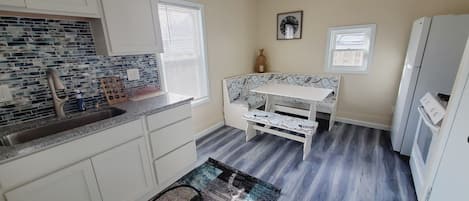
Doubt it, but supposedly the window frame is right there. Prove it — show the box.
[324,24,376,74]
[157,0,210,107]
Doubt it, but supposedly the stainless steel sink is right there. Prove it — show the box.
[0,107,126,146]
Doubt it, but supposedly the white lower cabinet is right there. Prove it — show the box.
[154,141,197,185]
[0,104,197,201]
[5,160,102,201]
[92,138,154,201]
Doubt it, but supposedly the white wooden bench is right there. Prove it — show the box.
[242,110,318,160]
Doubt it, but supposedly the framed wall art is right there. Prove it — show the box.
[277,10,303,40]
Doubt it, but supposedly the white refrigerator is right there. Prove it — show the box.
[391,15,469,156]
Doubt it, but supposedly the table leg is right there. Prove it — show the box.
[246,121,257,142]
[262,95,274,134]
[308,102,317,121]
[303,135,312,160]
[265,94,273,112]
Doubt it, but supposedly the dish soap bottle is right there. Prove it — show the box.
[75,89,86,111]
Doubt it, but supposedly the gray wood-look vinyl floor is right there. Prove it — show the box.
[195,122,417,201]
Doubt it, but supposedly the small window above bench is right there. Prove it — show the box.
[325,24,376,74]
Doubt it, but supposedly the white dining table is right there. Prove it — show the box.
[250,83,333,121]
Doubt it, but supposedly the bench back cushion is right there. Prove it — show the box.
[225,73,341,106]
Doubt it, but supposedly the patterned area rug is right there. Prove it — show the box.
[151,158,281,201]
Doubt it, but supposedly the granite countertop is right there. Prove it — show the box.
[0,93,193,164]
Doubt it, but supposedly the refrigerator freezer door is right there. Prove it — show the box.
[391,17,432,152]
[401,15,469,156]
[405,17,433,67]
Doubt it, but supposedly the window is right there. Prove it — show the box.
[158,0,209,105]
[325,24,376,74]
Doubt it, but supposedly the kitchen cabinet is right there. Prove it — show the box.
[0,0,99,17]
[4,160,102,201]
[0,99,195,201]
[147,104,192,132]
[0,119,147,201]
[24,0,99,16]
[0,0,164,55]
[91,0,164,56]
[150,118,193,158]
[4,138,155,201]
[0,0,25,7]
[145,102,197,187]
[92,138,154,201]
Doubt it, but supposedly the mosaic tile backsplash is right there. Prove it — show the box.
[0,16,161,126]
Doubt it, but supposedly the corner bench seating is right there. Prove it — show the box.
[243,110,318,160]
[223,73,341,131]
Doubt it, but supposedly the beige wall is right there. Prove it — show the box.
[190,0,469,133]
[189,0,257,133]
[255,0,469,126]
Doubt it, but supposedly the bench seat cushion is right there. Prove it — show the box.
[243,110,318,135]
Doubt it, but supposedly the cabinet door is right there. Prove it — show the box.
[100,0,163,55]
[25,0,99,16]
[4,160,102,201]
[0,0,25,7]
[92,138,154,201]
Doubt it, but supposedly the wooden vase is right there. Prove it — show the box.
[255,49,267,73]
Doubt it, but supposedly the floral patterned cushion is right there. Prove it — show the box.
[225,77,247,102]
[225,73,340,110]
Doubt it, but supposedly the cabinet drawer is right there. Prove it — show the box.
[146,104,191,131]
[154,141,196,184]
[150,118,193,158]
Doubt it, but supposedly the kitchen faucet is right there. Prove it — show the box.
[46,68,69,119]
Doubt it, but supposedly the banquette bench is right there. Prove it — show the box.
[222,73,341,131]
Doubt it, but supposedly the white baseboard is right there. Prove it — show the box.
[195,121,225,139]
[336,117,391,131]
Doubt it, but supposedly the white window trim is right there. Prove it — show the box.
[324,24,376,74]
[157,0,211,107]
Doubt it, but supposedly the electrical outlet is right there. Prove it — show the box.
[127,69,140,81]
[0,85,13,102]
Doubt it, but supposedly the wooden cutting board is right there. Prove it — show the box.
[99,77,128,105]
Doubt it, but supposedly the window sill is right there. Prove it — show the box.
[326,67,368,74]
